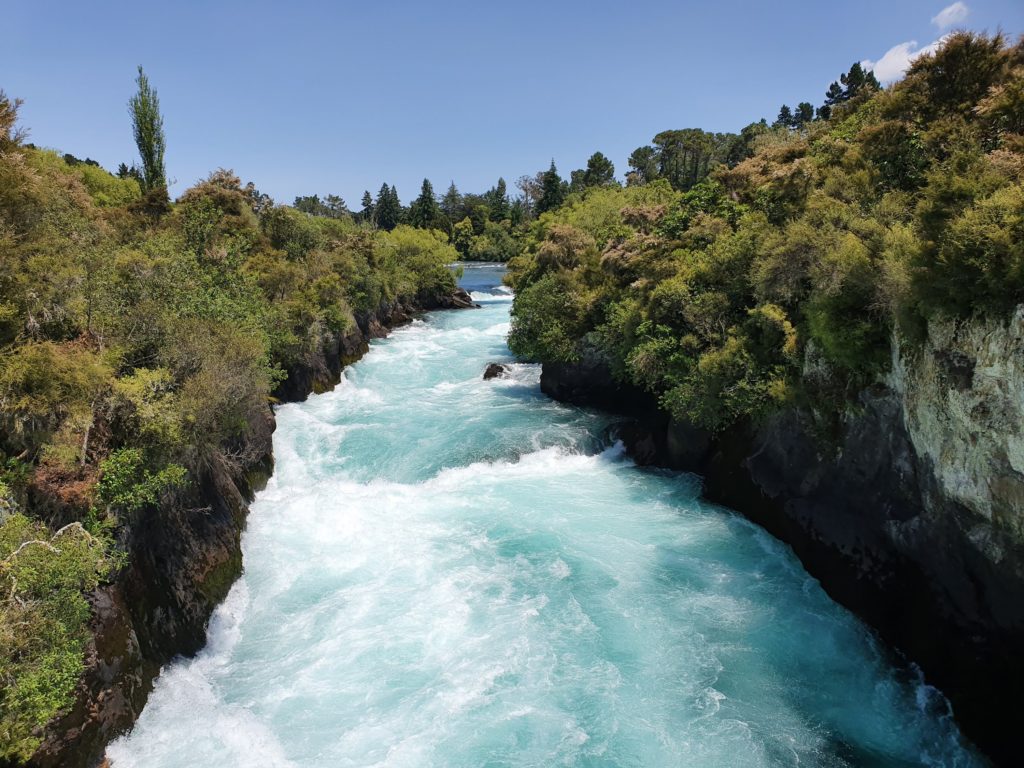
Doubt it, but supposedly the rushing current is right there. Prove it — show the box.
[109,264,981,767]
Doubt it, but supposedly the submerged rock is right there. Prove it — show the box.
[483,363,507,380]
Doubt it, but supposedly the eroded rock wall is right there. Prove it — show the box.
[540,307,1024,765]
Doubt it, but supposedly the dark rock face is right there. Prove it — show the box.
[33,287,472,768]
[483,363,507,380]
[29,587,146,768]
[540,359,1024,766]
[420,287,478,310]
[539,348,658,416]
[714,397,1024,767]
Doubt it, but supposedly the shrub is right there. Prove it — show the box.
[0,514,111,762]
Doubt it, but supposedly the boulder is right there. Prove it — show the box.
[483,363,507,380]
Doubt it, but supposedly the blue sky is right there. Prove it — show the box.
[3,1,1021,205]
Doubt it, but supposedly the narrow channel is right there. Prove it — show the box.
[109,264,980,767]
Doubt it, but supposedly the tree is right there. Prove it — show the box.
[0,90,26,152]
[325,194,348,218]
[725,120,769,166]
[582,151,616,188]
[516,174,542,219]
[485,177,509,221]
[294,194,326,216]
[794,102,815,127]
[651,129,732,191]
[536,160,566,214]
[127,66,167,194]
[841,62,880,99]
[116,162,143,183]
[776,104,794,129]
[360,191,374,223]
[452,216,474,257]
[824,81,845,107]
[441,182,462,226]
[824,62,881,110]
[293,194,348,218]
[509,198,526,226]
[627,146,659,185]
[569,169,587,194]
[408,178,441,229]
[374,183,402,231]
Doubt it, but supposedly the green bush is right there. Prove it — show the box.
[95,449,186,516]
[507,33,1024,432]
[0,514,112,762]
[914,183,1024,315]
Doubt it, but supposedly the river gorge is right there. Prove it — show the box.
[106,264,981,767]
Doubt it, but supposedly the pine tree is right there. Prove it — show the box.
[294,194,326,216]
[824,62,881,111]
[841,62,880,99]
[391,185,402,223]
[441,182,462,226]
[374,183,402,231]
[127,66,167,194]
[485,177,509,221]
[824,80,846,107]
[408,178,441,229]
[536,160,566,214]
[794,102,815,127]
[325,194,348,218]
[776,104,794,128]
[360,191,374,223]
[582,152,615,187]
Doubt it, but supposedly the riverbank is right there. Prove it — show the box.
[28,287,476,768]
[538,340,1022,766]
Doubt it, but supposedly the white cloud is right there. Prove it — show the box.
[863,36,948,83]
[932,2,969,29]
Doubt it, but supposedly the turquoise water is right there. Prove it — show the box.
[108,264,981,767]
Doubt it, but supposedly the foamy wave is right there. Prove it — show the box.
[470,290,514,302]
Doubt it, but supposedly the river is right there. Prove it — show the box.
[108,263,980,767]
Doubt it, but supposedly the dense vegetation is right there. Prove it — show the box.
[508,32,1024,432]
[294,153,636,263]
[0,79,461,759]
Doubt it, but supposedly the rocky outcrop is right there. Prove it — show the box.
[29,588,146,768]
[892,307,1024,550]
[30,288,472,768]
[483,363,507,380]
[422,286,478,310]
[540,345,658,416]
[539,310,1024,766]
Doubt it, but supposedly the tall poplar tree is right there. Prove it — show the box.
[128,66,166,194]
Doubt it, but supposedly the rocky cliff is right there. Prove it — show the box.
[27,288,475,768]
[540,308,1024,766]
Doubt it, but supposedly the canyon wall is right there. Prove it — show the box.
[541,307,1024,765]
